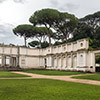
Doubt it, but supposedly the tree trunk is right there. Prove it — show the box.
[39,40,42,48]
[24,36,27,47]
[45,25,51,47]
[66,33,68,43]
[48,34,51,47]
[47,29,51,47]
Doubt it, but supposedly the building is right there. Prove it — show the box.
[0,38,97,72]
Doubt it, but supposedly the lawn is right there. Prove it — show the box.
[72,74,100,81]
[22,70,85,76]
[0,71,30,78]
[0,79,100,100]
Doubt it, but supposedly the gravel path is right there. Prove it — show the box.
[1,71,100,86]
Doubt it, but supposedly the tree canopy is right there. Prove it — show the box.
[13,24,34,46]
[29,8,61,46]
[12,8,100,50]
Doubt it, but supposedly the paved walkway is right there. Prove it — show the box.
[1,71,100,86]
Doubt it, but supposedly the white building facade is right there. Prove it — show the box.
[0,38,96,72]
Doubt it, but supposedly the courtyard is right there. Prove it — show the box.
[0,70,100,100]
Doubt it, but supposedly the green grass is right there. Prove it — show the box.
[0,71,30,78]
[73,74,100,81]
[22,70,85,76]
[0,79,100,100]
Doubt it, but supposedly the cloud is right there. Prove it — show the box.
[59,3,79,12]
[49,0,79,12]
[13,0,25,3]
[0,0,25,3]
[0,23,24,45]
[0,0,6,3]
[49,0,59,6]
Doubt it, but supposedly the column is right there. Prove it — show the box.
[84,51,87,67]
[71,53,73,68]
[77,53,79,67]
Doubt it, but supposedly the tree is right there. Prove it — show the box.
[95,27,100,40]
[41,41,49,48]
[28,41,39,48]
[53,41,62,46]
[72,11,100,49]
[53,12,78,43]
[80,11,100,29]
[28,41,49,48]
[31,27,53,47]
[96,54,100,65]
[13,24,34,47]
[29,8,60,46]
[73,23,94,41]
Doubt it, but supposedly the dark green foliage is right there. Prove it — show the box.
[28,41,49,48]
[53,41,62,46]
[29,8,60,46]
[13,24,34,46]
[29,8,78,45]
[13,24,33,37]
[28,41,39,47]
[32,27,53,37]
[80,11,100,29]
[29,8,60,26]
[73,23,94,41]
[71,11,100,49]
[96,54,100,64]
[53,12,78,42]
[41,41,49,48]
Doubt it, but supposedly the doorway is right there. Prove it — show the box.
[44,58,47,68]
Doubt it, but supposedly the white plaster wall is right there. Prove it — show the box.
[20,48,27,55]
[11,47,18,55]
[6,56,10,65]
[39,57,44,67]
[62,57,66,68]
[4,47,11,54]
[0,47,3,54]
[67,44,71,52]
[58,57,61,68]
[73,56,77,68]
[26,57,39,68]
[54,58,57,68]
[28,49,39,56]
[79,53,84,67]
[0,56,2,65]
[73,43,77,51]
[47,56,53,67]
[67,56,71,67]
[19,56,26,68]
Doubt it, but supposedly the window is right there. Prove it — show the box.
[80,43,83,47]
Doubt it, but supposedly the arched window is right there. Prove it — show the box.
[80,43,83,47]
[80,55,83,66]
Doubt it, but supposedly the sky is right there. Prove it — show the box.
[0,0,100,45]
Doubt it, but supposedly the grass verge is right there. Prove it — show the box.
[0,71,30,78]
[72,74,100,81]
[22,70,85,76]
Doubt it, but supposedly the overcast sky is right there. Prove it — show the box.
[0,0,100,45]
